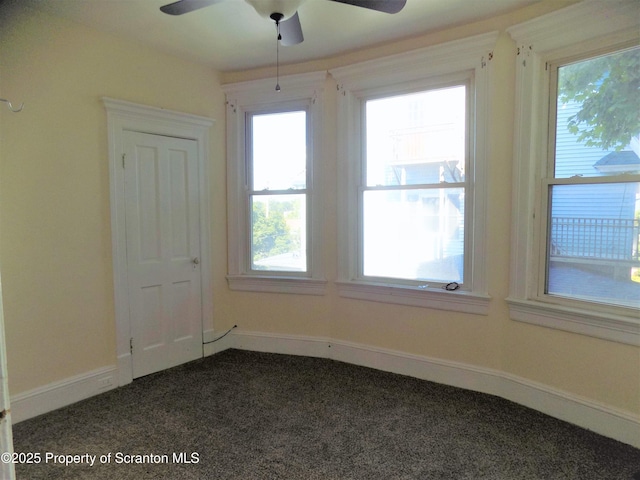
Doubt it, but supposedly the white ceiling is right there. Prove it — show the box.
[23,0,540,72]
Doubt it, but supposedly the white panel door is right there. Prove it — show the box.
[124,131,202,378]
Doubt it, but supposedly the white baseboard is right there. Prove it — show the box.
[495,370,640,449]
[10,330,639,449]
[230,330,640,449]
[231,330,330,358]
[11,366,118,424]
[10,329,233,423]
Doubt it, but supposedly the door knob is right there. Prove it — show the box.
[192,257,200,265]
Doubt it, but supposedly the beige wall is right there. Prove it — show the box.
[0,5,226,394]
[0,0,637,425]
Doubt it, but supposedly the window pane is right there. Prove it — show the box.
[365,86,466,187]
[252,111,306,190]
[363,188,464,282]
[251,194,306,272]
[547,183,640,307]
[555,47,640,179]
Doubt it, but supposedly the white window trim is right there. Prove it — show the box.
[330,32,497,315]
[506,0,640,346]
[223,71,327,295]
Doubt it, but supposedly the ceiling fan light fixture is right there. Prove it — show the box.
[245,0,305,21]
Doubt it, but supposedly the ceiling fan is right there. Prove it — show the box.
[159,0,407,46]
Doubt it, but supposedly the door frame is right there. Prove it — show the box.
[0,276,15,480]
[103,97,214,386]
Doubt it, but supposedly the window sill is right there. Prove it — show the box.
[336,280,490,315]
[506,297,640,346]
[227,275,327,296]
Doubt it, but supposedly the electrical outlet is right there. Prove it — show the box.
[97,376,113,390]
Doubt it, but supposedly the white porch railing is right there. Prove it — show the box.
[550,217,640,264]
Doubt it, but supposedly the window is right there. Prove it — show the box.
[223,72,327,294]
[545,47,639,309]
[507,0,639,344]
[331,32,497,314]
[249,110,308,273]
[362,85,468,284]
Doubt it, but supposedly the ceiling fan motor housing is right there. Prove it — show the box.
[245,0,305,20]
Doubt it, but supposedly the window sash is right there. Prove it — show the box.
[360,186,466,284]
[249,192,308,273]
[535,47,640,313]
[357,82,471,287]
[245,107,312,276]
[546,46,640,180]
[537,177,640,309]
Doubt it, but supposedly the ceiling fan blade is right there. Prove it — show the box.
[160,0,225,15]
[327,0,406,14]
[279,12,304,46]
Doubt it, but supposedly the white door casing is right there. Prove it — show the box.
[104,98,214,386]
[0,275,15,480]
[124,132,202,378]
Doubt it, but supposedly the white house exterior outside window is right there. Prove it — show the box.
[330,32,497,314]
[223,72,327,295]
[507,0,640,345]
[362,85,468,284]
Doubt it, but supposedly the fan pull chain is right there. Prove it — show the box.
[275,21,281,92]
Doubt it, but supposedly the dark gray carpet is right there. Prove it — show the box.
[12,349,640,479]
